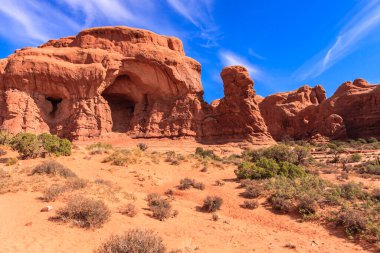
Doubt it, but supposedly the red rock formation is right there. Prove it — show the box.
[0,26,378,142]
[0,26,203,139]
[199,66,273,143]
[259,85,326,140]
[259,79,380,141]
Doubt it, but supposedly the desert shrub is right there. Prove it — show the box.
[56,195,110,228]
[297,194,319,216]
[65,178,88,190]
[119,203,138,217]
[148,198,172,221]
[242,184,262,199]
[42,184,66,202]
[95,229,165,253]
[38,133,72,156]
[6,157,18,166]
[164,189,174,196]
[293,145,311,165]
[372,188,380,201]
[349,154,362,163]
[241,200,259,209]
[32,160,77,178]
[86,142,112,154]
[235,158,305,180]
[193,182,205,190]
[202,196,223,212]
[250,145,298,164]
[212,213,219,221]
[146,193,173,221]
[278,162,306,178]
[339,182,367,200]
[0,131,12,145]
[215,180,225,186]
[268,195,294,213]
[94,179,113,187]
[11,133,42,159]
[357,138,367,144]
[336,209,367,236]
[367,137,378,143]
[103,149,142,166]
[0,148,7,156]
[137,143,148,151]
[357,159,380,175]
[195,147,219,160]
[178,178,194,190]
[177,178,205,191]
[146,193,161,206]
[164,151,185,165]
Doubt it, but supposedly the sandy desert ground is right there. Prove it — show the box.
[0,134,379,253]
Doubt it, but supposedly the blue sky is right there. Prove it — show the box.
[1,0,380,102]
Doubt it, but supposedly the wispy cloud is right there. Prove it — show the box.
[61,0,136,26]
[166,0,220,47]
[0,0,81,43]
[0,0,214,48]
[248,49,266,60]
[219,50,265,80]
[294,0,380,81]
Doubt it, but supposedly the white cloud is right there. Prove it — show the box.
[166,0,219,47]
[294,0,380,80]
[219,50,264,80]
[61,0,136,26]
[0,0,81,43]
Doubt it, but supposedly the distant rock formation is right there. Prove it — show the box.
[258,79,380,141]
[0,26,378,142]
[199,66,272,143]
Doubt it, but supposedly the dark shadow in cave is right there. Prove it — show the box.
[102,93,135,133]
[46,97,62,117]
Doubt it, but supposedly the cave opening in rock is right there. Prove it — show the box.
[46,97,62,117]
[102,93,136,133]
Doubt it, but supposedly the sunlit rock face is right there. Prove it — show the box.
[258,79,380,141]
[0,26,378,142]
[0,26,204,140]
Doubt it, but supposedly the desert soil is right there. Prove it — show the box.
[0,135,376,253]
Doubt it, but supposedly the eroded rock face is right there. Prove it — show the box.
[258,79,380,140]
[259,85,326,140]
[0,26,378,142]
[0,26,203,139]
[199,66,272,143]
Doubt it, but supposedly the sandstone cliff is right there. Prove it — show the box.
[0,26,378,142]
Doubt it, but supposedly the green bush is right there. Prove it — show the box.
[349,154,362,163]
[11,133,42,159]
[195,147,219,160]
[339,182,367,200]
[357,160,380,175]
[95,229,165,253]
[235,158,305,180]
[0,131,12,145]
[10,133,71,159]
[278,162,306,179]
